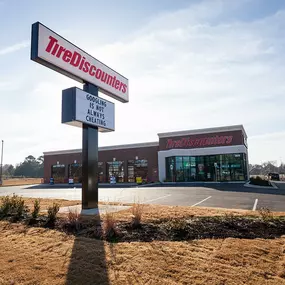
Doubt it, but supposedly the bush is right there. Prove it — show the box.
[103,211,119,240]
[164,218,188,238]
[67,208,81,231]
[32,199,41,219]
[47,203,60,223]
[250,176,271,186]
[131,202,144,228]
[259,207,273,221]
[0,194,28,218]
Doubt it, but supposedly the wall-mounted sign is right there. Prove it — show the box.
[165,135,234,149]
[31,22,129,103]
[62,87,115,132]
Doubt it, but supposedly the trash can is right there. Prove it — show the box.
[49,177,54,185]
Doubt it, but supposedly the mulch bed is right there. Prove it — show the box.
[2,214,285,242]
[61,215,285,242]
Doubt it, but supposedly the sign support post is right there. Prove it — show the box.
[82,83,99,209]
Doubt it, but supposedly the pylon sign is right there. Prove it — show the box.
[30,22,129,209]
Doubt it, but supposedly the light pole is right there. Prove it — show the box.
[0,140,3,185]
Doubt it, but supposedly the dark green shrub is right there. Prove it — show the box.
[32,199,41,219]
[250,176,271,186]
[0,195,12,216]
[0,194,28,218]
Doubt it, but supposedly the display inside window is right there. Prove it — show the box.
[127,159,148,183]
[165,153,246,182]
[107,161,124,183]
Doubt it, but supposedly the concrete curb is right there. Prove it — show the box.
[244,181,278,189]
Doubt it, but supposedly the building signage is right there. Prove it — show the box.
[62,87,115,132]
[31,22,129,103]
[166,135,233,149]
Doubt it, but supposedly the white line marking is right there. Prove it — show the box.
[253,199,258,211]
[191,196,212,207]
[143,194,171,204]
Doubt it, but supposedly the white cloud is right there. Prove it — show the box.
[0,41,30,56]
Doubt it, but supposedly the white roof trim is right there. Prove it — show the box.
[43,142,159,156]
[158,125,247,139]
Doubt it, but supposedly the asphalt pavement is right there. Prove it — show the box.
[1,182,285,212]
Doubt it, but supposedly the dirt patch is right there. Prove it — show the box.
[15,197,81,213]
[0,221,285,284]
[1,178,42,187]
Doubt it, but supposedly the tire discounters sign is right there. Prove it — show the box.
[62,87,115,132]
[31,22,129,103]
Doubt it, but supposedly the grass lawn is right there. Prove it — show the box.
[0,198,285,284]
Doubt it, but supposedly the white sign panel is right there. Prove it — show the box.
[76,89,115,131]
[61,87,115,132]
[31,22,129,103]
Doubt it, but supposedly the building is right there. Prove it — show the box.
[43,125,249,183]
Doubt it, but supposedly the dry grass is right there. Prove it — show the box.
[113,204,285,223]
[7,197,81,213]
[1,178,42,186]
[1,198,285,284]
[0,220,285,284]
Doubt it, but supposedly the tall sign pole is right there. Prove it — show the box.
[31,22,128,209]
[82,83,99,208]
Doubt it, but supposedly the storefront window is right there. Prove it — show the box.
[128,159,148,183]
[51,164,65,183]
[176,157,184,182]
[68,163,82,183]
[107,161,124,183]
[67,162,104,183]
[165,153,247,182]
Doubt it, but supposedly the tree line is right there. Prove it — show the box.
[249,161,285,176]
[1,155,44,178]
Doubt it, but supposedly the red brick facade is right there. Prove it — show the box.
[44,145,159,183]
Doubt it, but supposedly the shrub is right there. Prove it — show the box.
[259,207,273,221]
[103,211,119,240]
[32,199,41,219]
[0,195,12,216]
[47,203,60,223]
[0,194,28,218]
[131,202,144,228]
[250,176,271,187]
[164,218,188,238]
[67,208,81,231]
[224,212,236,224]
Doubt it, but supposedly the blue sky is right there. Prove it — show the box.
[0,0,285,165]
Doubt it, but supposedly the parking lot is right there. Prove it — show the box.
[1,182,285,212]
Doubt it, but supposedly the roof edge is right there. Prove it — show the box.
[43,141,159,156]
[158,125,247,139]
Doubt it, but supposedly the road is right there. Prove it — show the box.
[1,182,285,212]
